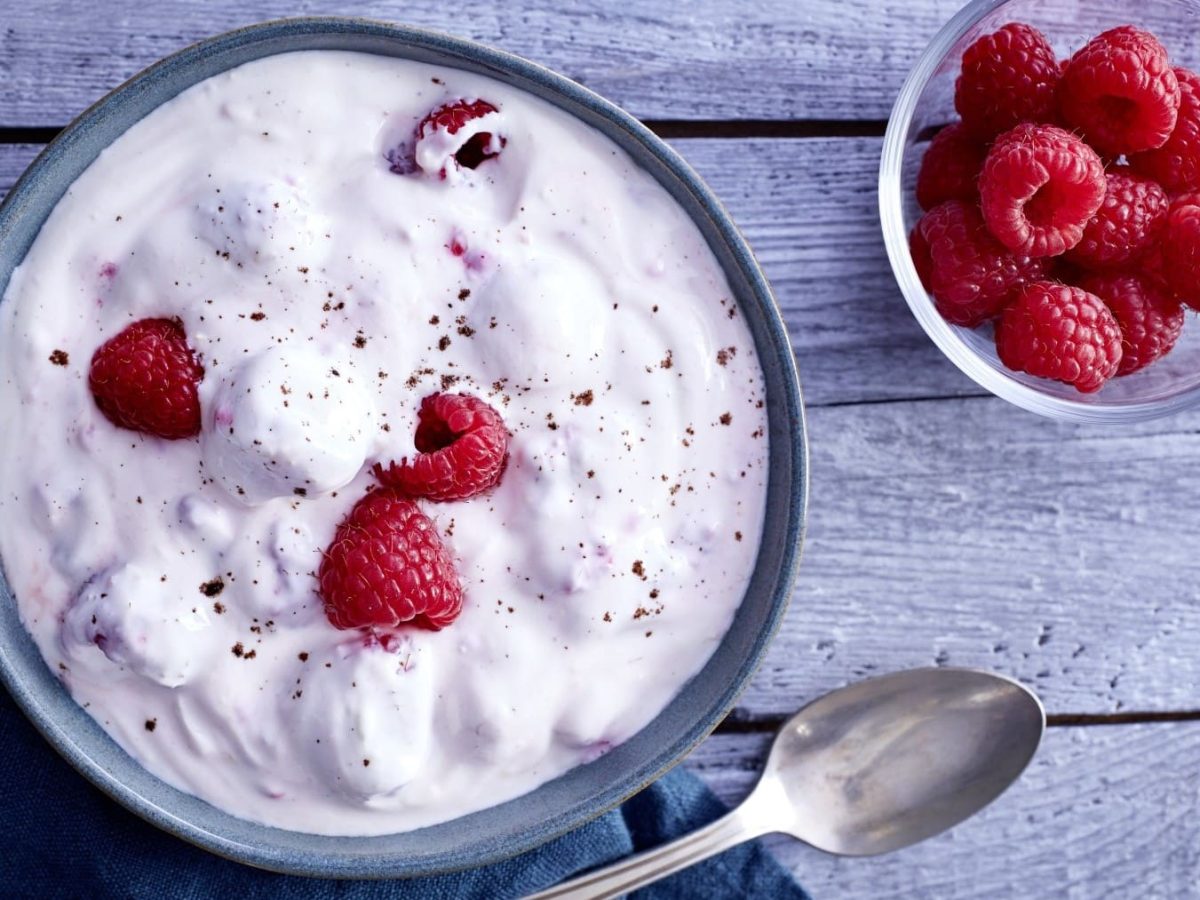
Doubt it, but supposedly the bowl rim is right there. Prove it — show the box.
[880,0,1200,424]
[0,15,808,879]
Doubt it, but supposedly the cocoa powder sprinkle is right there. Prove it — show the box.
[200,577,224,597]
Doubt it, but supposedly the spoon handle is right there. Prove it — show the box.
[524,799,766,900]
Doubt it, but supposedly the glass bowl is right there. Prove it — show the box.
[880,0,1200,422]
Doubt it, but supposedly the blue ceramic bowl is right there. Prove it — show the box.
[0,18,807,878]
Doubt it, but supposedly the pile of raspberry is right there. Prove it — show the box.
[912,22,1200,393]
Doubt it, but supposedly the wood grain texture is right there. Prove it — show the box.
[737,395,1200,718]
[686,723,1200,898]
[0,138,982,408]
[0,144,40,188]
[0,0,965,126]
[3,139,1198,715]
[8,0,1200,128]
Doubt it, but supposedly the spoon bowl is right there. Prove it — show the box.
[760,667,1045,855]
[530,668,1044,899]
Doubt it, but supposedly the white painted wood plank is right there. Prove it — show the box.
[0,138,978,408]
[9,1,1200,126]
[738,396,1200,718]
[0,0,964,125]
[0,145,40,189]
[686,724,1200,898]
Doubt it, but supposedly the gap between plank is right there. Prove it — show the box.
[0,126,60,144]
[0,121,890,145]
[714,709,1200,735]
[646,119,889,139]
[805,391,994,410]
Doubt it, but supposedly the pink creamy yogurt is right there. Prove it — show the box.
[0,51,769,835]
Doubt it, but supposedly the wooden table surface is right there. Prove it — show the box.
[4,1,1199,896]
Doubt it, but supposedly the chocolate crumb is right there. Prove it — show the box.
[458,288,471,300]
[212,601,226,614]
[250,311,266,321]
[735,531,743,541]
[200,577,225,597]
[586,470,595,479]
[49,349,69,366]
[573,390,594,407]
[631,560,646,578]
[231,642,245,658]
[660,350,673,370]
[299,652,309,662]
[353,334,368,349]
[634,606,650,619]
[603,612,613,622]
[437,335,451,351]
[429,315,440,325]
[363,758,371,767]
[144,718,157,732]
[719,412,732,426]
[649,588,660,599]
[293,487,308,497]
[716,346,736,366]
[245,649,257,660]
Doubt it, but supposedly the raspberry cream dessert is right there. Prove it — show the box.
[0,51,768,835]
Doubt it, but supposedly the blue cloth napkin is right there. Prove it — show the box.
[1,687,808,899]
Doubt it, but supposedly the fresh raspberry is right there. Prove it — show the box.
[88,317,203,439]
[913,200,1046,327]
[909,226,934,291]
[1079,272,1184,375]
[375,393,509,502]
[979,123,1106,257]
[1163,192,1200,309]
[916,124,987,210]
[1059,26,1180,156]
[995,282,1123,392]
[1140,241,1170,288]
[416,99,504,171]
[318,488,463,631]
[1063,169,1169,269]
[1131,68,1200,193]
[955,23,1061,140]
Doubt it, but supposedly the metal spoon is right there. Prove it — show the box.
[527,667,1044,899]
